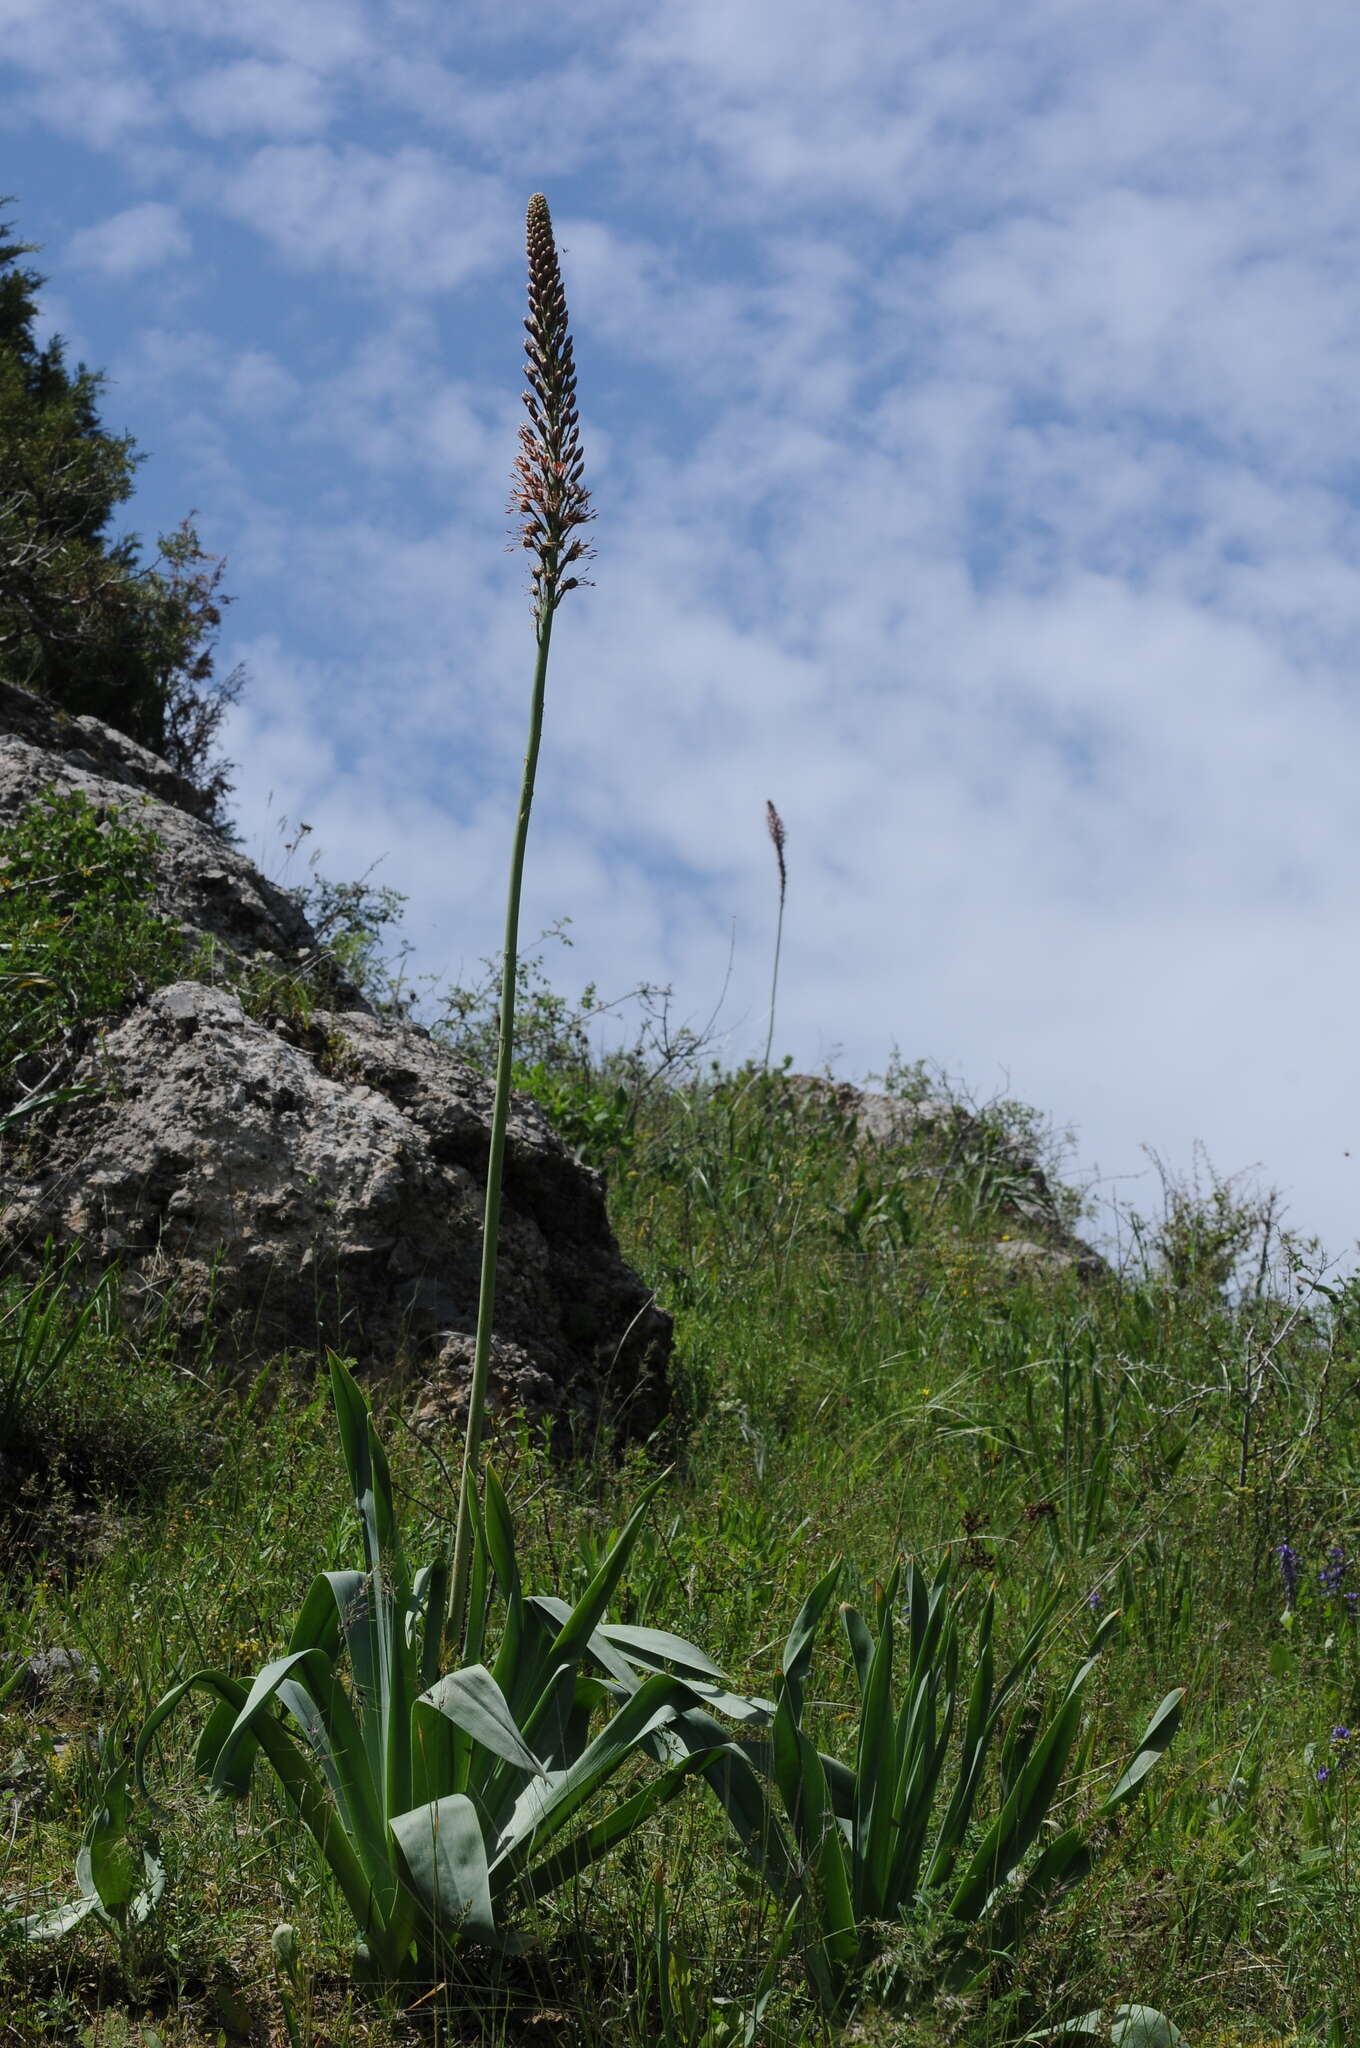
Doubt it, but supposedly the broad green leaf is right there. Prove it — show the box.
[1021,2009,1107,2041]
[597,1622,725,1681]
[19,1894,100,1940]
[328,1357,381,1579]
[670,1678,774,1725]
[463,1496,490,1669]
[853,1589,900,1921]
[1027,2012,1186,2048]
[515,1747,719,1902]
[519,1657,588,1773]
[1100,1691,1183,1814]
[126,1845,165,1930]
[495,1671,706,1871]
[326,1359,416,1822]
[1088,1604,1122,1656]
[481,1466,522,1601]
[841,1604,875,1699]
[412,1695,467,1808]
[904,1556,930,1671]
[420,1666,546,1778]
[1110,2008,1187,2048]
[785,1719,857,2000]
[975,1823,1095,1977]
[287,1570,362,1667]
[925,1600,993,1889]
[529,1595,641,1690]
[903,1561,951,1686]
[210,1649,393,1921]
[274,1666,388,1885]
[290,1570,381,1792]
[533,1472,671,1688]
[390,1794,497,1948]
[779,1562,842,1719]
[650,1709,798,1895]
[137,1666,402,1973]
[948,1659,1095,1925]
[363,1413,415,1821]
[528,1602,768,1721]
[137,1668,250,1806]
[413,1558,451,1691]
[211,1651,333,1793]
[82,1765,139,1915]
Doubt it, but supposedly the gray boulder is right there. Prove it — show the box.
[0,681,670,1441]
[783,1073,1107,1280]
[9,1648,101,1702]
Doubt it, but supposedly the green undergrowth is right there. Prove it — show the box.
[2,1059,1357,2047]
[1,825,1358,2045]
[0,788,183,1132]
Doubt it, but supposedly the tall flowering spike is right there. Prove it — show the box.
[511,193,595,619]
[766,799,787,902]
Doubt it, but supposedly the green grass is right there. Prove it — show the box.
[0,741,1351,2048]
[6,185,1350,2046]
[0,787,184,1141]
[1,1051,1355,2048]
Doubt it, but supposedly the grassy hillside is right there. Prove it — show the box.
[6,192,1350,2048]
[1,829,1355,2047]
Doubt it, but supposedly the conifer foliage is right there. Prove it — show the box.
[0,206,241,820]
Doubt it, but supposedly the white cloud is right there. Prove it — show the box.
[223,348,301,417]
[118,0,372,70]
[221,144,515,294]
[66,202,191,277]
[12,0,1360,1264]
[178,58,332,138]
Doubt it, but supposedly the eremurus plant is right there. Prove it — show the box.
[8,196,1185,2025]
[112,198,762,1991]
[130,1356,755,1985]
[448,191,596,1651]
[121,200,755,1987]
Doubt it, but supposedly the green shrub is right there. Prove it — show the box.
[0,1261,209,1523]
[0,786,182,1098]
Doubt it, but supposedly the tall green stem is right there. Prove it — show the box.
[445,190,592,1656]
[448,604,554,1648]
[762,802,787,1073]
[762,889,784,1072]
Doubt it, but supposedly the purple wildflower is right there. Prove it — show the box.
[1319,1545,1347,1598]
[1333,1727,1353,1745]
[1317,1765,1331,1784]
[1277,1542,1300,1606]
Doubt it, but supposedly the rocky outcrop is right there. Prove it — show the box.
[783,1074,1108,1280]
[0,680,671,1442]
[0,677,364,1001]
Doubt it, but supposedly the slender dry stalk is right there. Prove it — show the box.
[449,194,594,1648]
[762,800,787,1072]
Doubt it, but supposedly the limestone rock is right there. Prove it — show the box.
[989,1236,1094,1280]
[0,676,363,1001]
[0,681,670,1441]
[783,1073,1108,1280]
[11,1648,101,1701]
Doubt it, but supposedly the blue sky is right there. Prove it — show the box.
[5,0,1360,1266]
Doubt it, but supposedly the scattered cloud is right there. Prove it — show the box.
[177,58,333,138]
[7,0,1360,1257]
[66,201,191,276]
[220,144,515,294]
